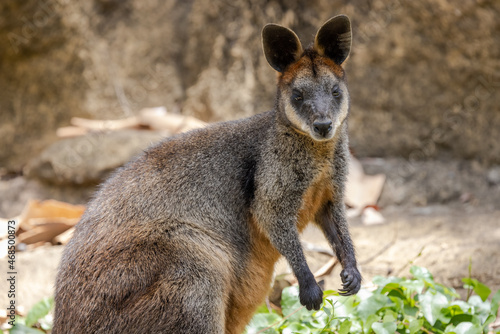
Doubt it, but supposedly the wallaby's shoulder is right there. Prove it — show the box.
[142,110,276,166]
[89,110,277,219]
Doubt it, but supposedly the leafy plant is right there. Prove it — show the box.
[4,267,499,334]
[246,266,500,334]
[7,297,53,334]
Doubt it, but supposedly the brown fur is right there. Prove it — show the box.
[53,15,361,334]
[281,54,345,85]
[225,217,280,333]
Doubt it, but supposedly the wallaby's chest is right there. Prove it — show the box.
[296,164,333,231]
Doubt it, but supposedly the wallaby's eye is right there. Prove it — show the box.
[292,89,303,102]
[332,86,341,98]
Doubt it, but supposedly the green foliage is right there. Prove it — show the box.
[9,297,53,333]
[462,278,492,302]
[4,267,499,334]
[24,297,53,329]
[246,266,500,334]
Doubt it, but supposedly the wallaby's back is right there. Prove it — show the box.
[54,112,274,333]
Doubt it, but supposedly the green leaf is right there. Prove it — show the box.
[338,320,352,334]
[323,305,331,317]
[246,313,282,334]
[324,295,356,318]
[403,304,419,317]
[462,277,475,289]
[322,289,339,297]
[373,276,403,287]
[419,290,449,326]
[435,283,460,300]
[281,286,302,314]
[400,279,426,295]
[452,300,473,314]
[25,297,54,328]
[383,310,397,323]
[356,294,388,321]
[282,323,311,334]
[381,282,402,292]
[387,289,406,301]
[388,296,404,313]
[381,283,406,301]
[255,303,271,314]
[12,315,26,326]
[372,322,397,334]
[364,314,380,334]
[444,322,482,334]
[467,295,492,318]
[408,318,423,334]
[450,313,474,325]
[281,286,311,322]
[410,266,434,281]
[462,278,491,302]
[308,311,329,329]
[483,314,496,330]
[490,289,500,315]
[443,304,464,317]
[9,324,46,334]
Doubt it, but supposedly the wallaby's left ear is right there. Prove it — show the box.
[314,15,352,65]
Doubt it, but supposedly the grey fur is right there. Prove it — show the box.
[53,15,361,334]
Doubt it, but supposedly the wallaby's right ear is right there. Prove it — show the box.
[262,24,303,73]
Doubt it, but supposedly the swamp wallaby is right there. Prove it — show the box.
[53,15,361,334]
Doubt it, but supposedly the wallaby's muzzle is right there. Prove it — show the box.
[312,119,333,138]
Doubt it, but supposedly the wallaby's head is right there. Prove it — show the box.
[262,15,352,141]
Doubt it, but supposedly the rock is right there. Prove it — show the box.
[362,157,500,210]
[1,0,500,171]
[361,207,386,225]
[24,130,165,185]
[0,176,95,218]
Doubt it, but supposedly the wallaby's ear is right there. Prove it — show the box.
[314,15,352,65]
[262,24,303,73]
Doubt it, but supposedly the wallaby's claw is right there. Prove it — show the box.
[339,267,361,296]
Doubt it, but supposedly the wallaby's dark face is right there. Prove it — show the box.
[262,16,352,141]
[279,55,350,141]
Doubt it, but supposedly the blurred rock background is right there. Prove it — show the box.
[1,0,499,173]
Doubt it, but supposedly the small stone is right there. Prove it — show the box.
[487,166,500,185]
[361,207,385,225]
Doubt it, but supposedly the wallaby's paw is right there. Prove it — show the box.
[339,267,361,296]
[299,281,323,311]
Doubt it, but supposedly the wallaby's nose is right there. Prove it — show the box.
[313,120,333,137]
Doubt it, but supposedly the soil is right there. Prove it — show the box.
[298,204,500,301]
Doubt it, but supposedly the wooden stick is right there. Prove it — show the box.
[314,257,339,278]
[56,126,90,138]
[70,116,140,130]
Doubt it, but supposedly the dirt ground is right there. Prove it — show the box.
[297,204,500,300]
[0,157,499,311]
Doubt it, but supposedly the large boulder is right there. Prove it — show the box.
[1,0,499,172]
[24,130,165,185]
